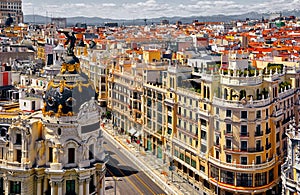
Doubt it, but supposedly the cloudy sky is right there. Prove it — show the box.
[22,0,299,19]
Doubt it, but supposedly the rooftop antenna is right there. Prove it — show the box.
[46,11,48,25]
[33,7,35,25]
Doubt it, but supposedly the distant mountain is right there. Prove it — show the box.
[24,10,300,26]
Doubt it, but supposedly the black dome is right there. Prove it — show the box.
[43,72,97,116]
[42,30,97,117]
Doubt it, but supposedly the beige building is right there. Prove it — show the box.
[106,49,299,195]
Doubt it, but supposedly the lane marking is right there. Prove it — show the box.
[104,140,158,195]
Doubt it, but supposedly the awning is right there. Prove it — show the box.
[134,130,141,137]
[127,127,136,135]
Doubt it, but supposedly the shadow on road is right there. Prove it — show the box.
[106,160,138,177]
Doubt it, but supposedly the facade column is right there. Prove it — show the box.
[43,178,48,195]
[79,180,84,195]
[3,176,8,195]
[100,177,105,195]
[50,181,55,195]
[85,179,90,195]
[57,181,63,195]
[37,179,42,195]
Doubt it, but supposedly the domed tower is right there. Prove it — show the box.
[40,31,106,195]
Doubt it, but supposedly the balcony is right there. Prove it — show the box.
[240,132,249,137]
[208,155,278,171]
[248,146,264,153]
[220,74,262,86]
[255,131,263,136]
[213,97,271,108]
[192,71,220,82]
[272,109,283,117]
[278,88,294,99]
[224,130,233,137]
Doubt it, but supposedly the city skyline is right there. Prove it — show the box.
[22,0,299,19]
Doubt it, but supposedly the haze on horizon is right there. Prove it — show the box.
[22,0,299,19]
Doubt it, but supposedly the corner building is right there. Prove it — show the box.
[0,42,106,194]
[107,48,300,194]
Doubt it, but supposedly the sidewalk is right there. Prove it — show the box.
[103,122,200,195]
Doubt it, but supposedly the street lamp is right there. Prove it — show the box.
[106,176,121,195]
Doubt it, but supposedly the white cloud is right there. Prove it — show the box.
[102,3,116,7]
[22,0,300,19]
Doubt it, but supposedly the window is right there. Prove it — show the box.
[256,140,261,150]
[221,170,234,184]
[215,136,220,145]
[226,139,232,149]
[226,124,232,133]
[276,132,280,142]
[68,148,75,163]
[226,110,232,117]
[167,116,172,124]
[200,165,205,172]
[237,173,252,187]
[215,121,219,130]
[216,107,219,115]
[210,166,219,179]
[201,130,207,140]
[255,125,262,136]
[185,156,190,164]
[16,149,21,163]
[256,110,261,119]
[256,156,261,164]
[179,153,184,160]
[226,154,232,163]
[269,168,274,182]
[241,141,247,151]
[241,157,247,165]
[255,172,267,187]
[201,144,207,153]
[49,147,53,162]
[241,111,247,119]
[191,159,196,168]
[16,134,22,145]
[66,180,76,194]
[89,144,94,160]
[241,125,247,136]
[10,181,21,194]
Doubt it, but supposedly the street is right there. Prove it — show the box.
[103,136,167,195]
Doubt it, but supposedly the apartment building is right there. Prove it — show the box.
[107,56,144,138]
[106,47,299,194]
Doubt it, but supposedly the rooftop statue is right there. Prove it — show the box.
[5,13,13,27]
[63,31,76,56]
[58,30,79,64]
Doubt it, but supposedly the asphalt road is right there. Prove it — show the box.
[103,136,167,195]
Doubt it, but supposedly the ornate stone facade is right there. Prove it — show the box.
[0,30,106,195]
